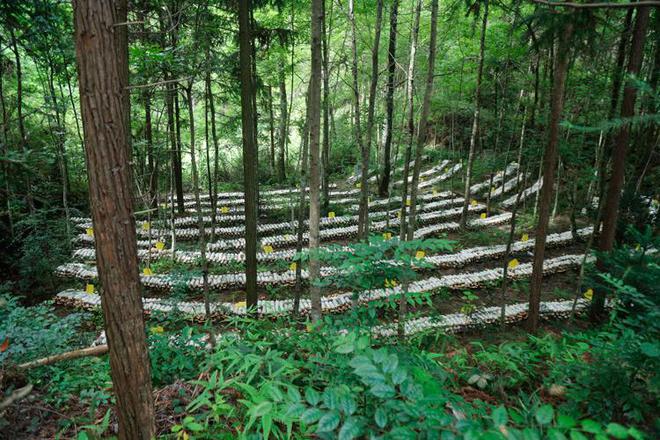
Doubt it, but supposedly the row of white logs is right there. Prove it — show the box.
[60,227,591,292]
[54,252,593,317]
[347,156,425,185]
[72,194,470,246]
[169,182,339,202]
[372,298,596,337]
[501,178,543,208]
[469,162,520,194]
[72,190,460,240]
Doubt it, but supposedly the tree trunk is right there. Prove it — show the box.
[206,71,221,242]
[268,85,276,176]
[238,0,259,309]
[309,0,324,322]
[398,0,421,241]
[321,0,333,214]
[592,7,651,320]
[526,23,574,333]
[144,91,156,208]
[406,0,439,240]
[460,0,489,228]
[72,1,155,437]
[277,68,288,183]
[349,0,373,239]
[10,28,34,213]
[378,0,399,197]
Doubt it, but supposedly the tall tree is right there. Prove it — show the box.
[238,0,259,308]
[309,0,324,322]
[72,0,155,438]
[378,0,399,197]
[321,0,333,214]
[527,22,574,333]
[592,6,651,320]
[460,0,489,228]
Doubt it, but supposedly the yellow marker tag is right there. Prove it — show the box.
[420,176,426,182]
[415,250,426,260]
[491,187,496,193]
[470,199,478,207]
[85,283,95,294]
[263,245,273,254]
[328,211,336,219]
[356,182,361,189]
[521,233,529,242]
[508,259,519,270]
[150,325,164,334]
[220,206,230,214]
[433,189,438,195]
[155,241,165,251]
[397,211,401,219]
[289,262,297,272]
[143,267,153,276]
[86,227,94,237]
[235,301,247,308]
[635,243,641,251]
[383,232,392,240]
[285,234,293,240]
[584,288,593,300]
[480,213,487,219]
[142,221,150,231]
[405,198,411,207]
[305,323,313,332]
[444,168,449,173]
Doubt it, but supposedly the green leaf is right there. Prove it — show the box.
[640,342,660,358]
[392,368,407,385]
[523,428,541,440]
[382,354,399,373]
[301,408,324,424]
[535,404,554,425]
[305,387,321,406]
[606,423,629,439]
[370,383,396,398]
[581,419,602,434]
[186,422,204,432]
[492,406,508,426]
[338,417,362,440]
[627,427,644,440]
[317,410,341,432]
[570,430,589,440]
[557,414,577,429]
[375,407,388,428]
[548,428,568,440]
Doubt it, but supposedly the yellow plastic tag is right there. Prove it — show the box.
[235,301,247,308]
[263,245,273,254]
[86,227,94,237]
[142,221,150,231]
[289,262,297,272]
[420,176,426,182]
[521,233,529,242]
[470,199,478,207]
[397,211,401,219]
[150,325,164,334]
[635,243,641,251]
[356,182,361,189]
[143,267,153,276]
[328,211,335,219]
[432,189,438,195]
[155,241,165,251]
[85,283,95,294]
[220,206,230,214]
[415,250,425,260]
[584,288,593,300]
[508,259,519,270]
[480,213,487,219]
[383,232,392,240]
[405,198,411,207]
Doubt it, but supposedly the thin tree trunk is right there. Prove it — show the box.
[460,0,489,228]
[592,7,651,320]
[144,91,156,208]
[321,0,333,214]
[526,23,574,333]
[277,67,288,182]
[238,0,259,309]
[268,85,276,175]
[309,0,324,322]
[378,0,399,197]
[72,1,155,437]
[0,68,13,235]
[398,0,421,241]
[207,71,221,242]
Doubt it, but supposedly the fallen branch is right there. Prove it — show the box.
[0,384,33,411]
[18,345,108,370]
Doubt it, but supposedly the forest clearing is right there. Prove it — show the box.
[0,0,658,439]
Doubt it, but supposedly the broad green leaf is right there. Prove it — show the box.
[492,406,508,426]
[375,407,388,429]
[317,410,341,432]
[581,419,602,434]
[305,387,321,406]
[606,423,629,439]
[338,417,362,440]
[535,405,554,425]
[301,408,324,424]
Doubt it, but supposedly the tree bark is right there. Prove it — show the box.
[406,0,439,240]
[321,0,333,214]
[460,0,489,228]
[309,0,324,322]
[592,6,651,320]
[72,1,155,437]
[277,64,288,182]
[378,0,399,197]
[526,23,574,333]
[239,0,259,308]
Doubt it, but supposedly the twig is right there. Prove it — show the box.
[0,384,33,411]
[18,345,108,370]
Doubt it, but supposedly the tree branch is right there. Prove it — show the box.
[18,345,109,370]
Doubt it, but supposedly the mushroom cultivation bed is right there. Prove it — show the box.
[372,298,596,337]
[170,183,340,202]
[501,178,543,208]
[60,227,592,292]
[469,163,519,194]
[54,252,593,317]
